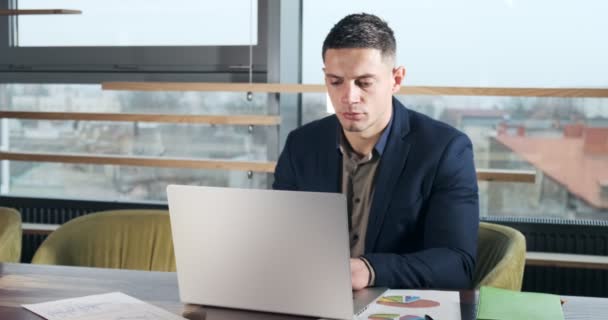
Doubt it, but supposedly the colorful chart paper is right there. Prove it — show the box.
[377,295,440,308]
[356,290,460,320]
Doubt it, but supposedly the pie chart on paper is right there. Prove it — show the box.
[376,295,440,308]
[368,314,425,320]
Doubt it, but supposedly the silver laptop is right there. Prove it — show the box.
[167,185,386,320]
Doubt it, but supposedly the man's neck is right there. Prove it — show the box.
[343,130,382,157]
[342,106,393,157]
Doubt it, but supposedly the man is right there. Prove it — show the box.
[273,13,479,290]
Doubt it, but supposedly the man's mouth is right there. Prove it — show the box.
[342,112,364,120]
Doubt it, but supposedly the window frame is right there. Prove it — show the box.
[0,0,268,83]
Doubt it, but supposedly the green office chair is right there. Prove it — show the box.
[0,207,22,262]
[473,222,526,290]
[32,210,176,271]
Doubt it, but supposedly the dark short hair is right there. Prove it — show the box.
[322,13,396,62]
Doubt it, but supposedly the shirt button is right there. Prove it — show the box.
[354,198,361,204]
[353,234,359,241]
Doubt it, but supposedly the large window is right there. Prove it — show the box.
[1,1,607,220]
[0,0,276,202]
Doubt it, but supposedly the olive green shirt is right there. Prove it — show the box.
[338,114,393,287]
[339,135,380,286]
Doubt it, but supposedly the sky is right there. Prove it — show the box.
[302,0,608,88]
[16,0,608,88]
[18,0,258,46]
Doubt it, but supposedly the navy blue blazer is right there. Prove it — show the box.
[273,97,479,289]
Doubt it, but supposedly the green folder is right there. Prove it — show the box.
[476,286,564,320]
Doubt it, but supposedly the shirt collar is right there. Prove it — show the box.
[374,110,393,156]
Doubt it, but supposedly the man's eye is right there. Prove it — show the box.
[330,81,342,86]
[358,82,372,88]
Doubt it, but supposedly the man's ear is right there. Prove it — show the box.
[392,66,406,94]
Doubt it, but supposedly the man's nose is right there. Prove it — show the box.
[341,83,361,105]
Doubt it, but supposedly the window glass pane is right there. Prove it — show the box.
[302,93,608,220]
[7,162,268,202]
[0,84,275,201]
[17,0,258,46]
[302,93,330,126]
[5,120,271,161]
[303,0,608,87]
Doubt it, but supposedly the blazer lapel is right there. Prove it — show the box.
[365,98,412,252]
[318,116,341,193]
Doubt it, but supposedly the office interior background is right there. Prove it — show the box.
[1,0,607,297]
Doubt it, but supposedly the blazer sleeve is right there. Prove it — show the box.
[272,132,298,191]
[363,134,479,289]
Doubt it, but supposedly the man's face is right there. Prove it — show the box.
[323,48,404,137]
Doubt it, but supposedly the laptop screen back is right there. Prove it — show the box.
[167,185,354,320]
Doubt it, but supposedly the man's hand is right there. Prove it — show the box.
[350,258,370,290]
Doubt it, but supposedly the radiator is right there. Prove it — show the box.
[485,216,608,297]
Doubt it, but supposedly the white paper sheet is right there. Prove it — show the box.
[356,289,461,320]
[22,292,185,320]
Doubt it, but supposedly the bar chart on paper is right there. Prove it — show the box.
[377,296,441,308]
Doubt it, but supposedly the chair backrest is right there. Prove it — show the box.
[0,207,22,262]
[32,209,175,271]
[473,222,526,290]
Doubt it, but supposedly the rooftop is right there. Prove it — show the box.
[495,128,608,209]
